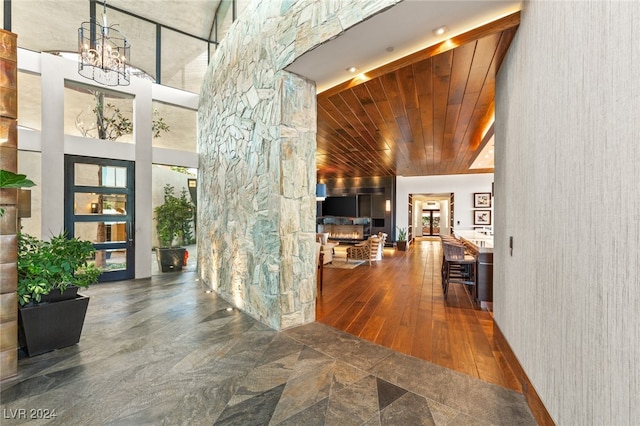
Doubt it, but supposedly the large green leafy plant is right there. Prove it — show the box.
[154,184,194,248]
[0,169,35,217]
[17,232,101,306]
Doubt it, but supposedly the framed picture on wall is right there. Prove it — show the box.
[474,192,492,208]
[474,210,491,225]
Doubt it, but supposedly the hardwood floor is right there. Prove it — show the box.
[316,237,522,392]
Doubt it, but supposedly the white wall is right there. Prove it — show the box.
[396,174,494,238]
[16,49,198,279]
[494,1,639,424]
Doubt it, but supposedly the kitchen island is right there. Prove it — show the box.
[454,230,493,303]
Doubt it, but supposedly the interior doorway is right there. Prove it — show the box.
[410,193,452,238]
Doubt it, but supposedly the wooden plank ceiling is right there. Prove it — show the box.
[316,12,520,179]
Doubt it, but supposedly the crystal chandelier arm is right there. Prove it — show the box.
[77,0,130,86]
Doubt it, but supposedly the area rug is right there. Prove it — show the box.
[324,260,366,269]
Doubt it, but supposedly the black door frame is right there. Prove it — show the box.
[64,155,135,282]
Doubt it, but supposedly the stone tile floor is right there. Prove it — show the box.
[0,272,536,425]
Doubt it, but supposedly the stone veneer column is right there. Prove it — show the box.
[198,0,400,330]
[0,29,18,380]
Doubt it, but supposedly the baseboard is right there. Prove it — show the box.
[493,322,556,426]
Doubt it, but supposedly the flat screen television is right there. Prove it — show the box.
[322,196,357,217]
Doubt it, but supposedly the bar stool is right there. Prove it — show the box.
[439,235,461,286]
[442,241,476,300]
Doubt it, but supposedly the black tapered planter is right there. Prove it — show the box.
[18,293,90,357]
[40,286,79,303]
[156,247,186,272]
[396,241,407,251]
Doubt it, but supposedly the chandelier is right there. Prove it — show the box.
[78,1,130,86]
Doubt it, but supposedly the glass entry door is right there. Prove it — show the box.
[65,156,135,281]
[422,210,441,236]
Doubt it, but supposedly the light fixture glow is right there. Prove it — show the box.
[78,1,130,86]
[355,72,369,83]
[385,200,391,212]
[346,66,358,73]
[433,26,448,36]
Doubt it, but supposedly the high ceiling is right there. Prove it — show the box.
[7,1,227,48]
[314,13,519,179]
[5,0,245,84]
[285,1,521,180]
[6,1,520,179]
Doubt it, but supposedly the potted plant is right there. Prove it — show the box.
[154,184,194,272]
[396,226,408,251]
[17,232,101,356]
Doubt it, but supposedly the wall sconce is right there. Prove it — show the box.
[316,183,327,201]
[91,203,99,213]
[385,199,391,212]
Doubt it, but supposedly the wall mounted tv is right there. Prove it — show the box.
[323,196,357,217]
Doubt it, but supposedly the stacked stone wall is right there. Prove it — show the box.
[198,0,399,329]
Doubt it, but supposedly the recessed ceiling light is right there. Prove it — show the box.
[433,26,448,36]
[346,66,358,73]
[386,46,394,52]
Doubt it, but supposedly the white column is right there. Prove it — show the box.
[39,54,65,239]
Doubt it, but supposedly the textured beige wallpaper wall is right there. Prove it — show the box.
[494,1,639,424]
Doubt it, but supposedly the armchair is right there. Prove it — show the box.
[346,236,382,265]
[316,233,336,265]
[377,232,388,256]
